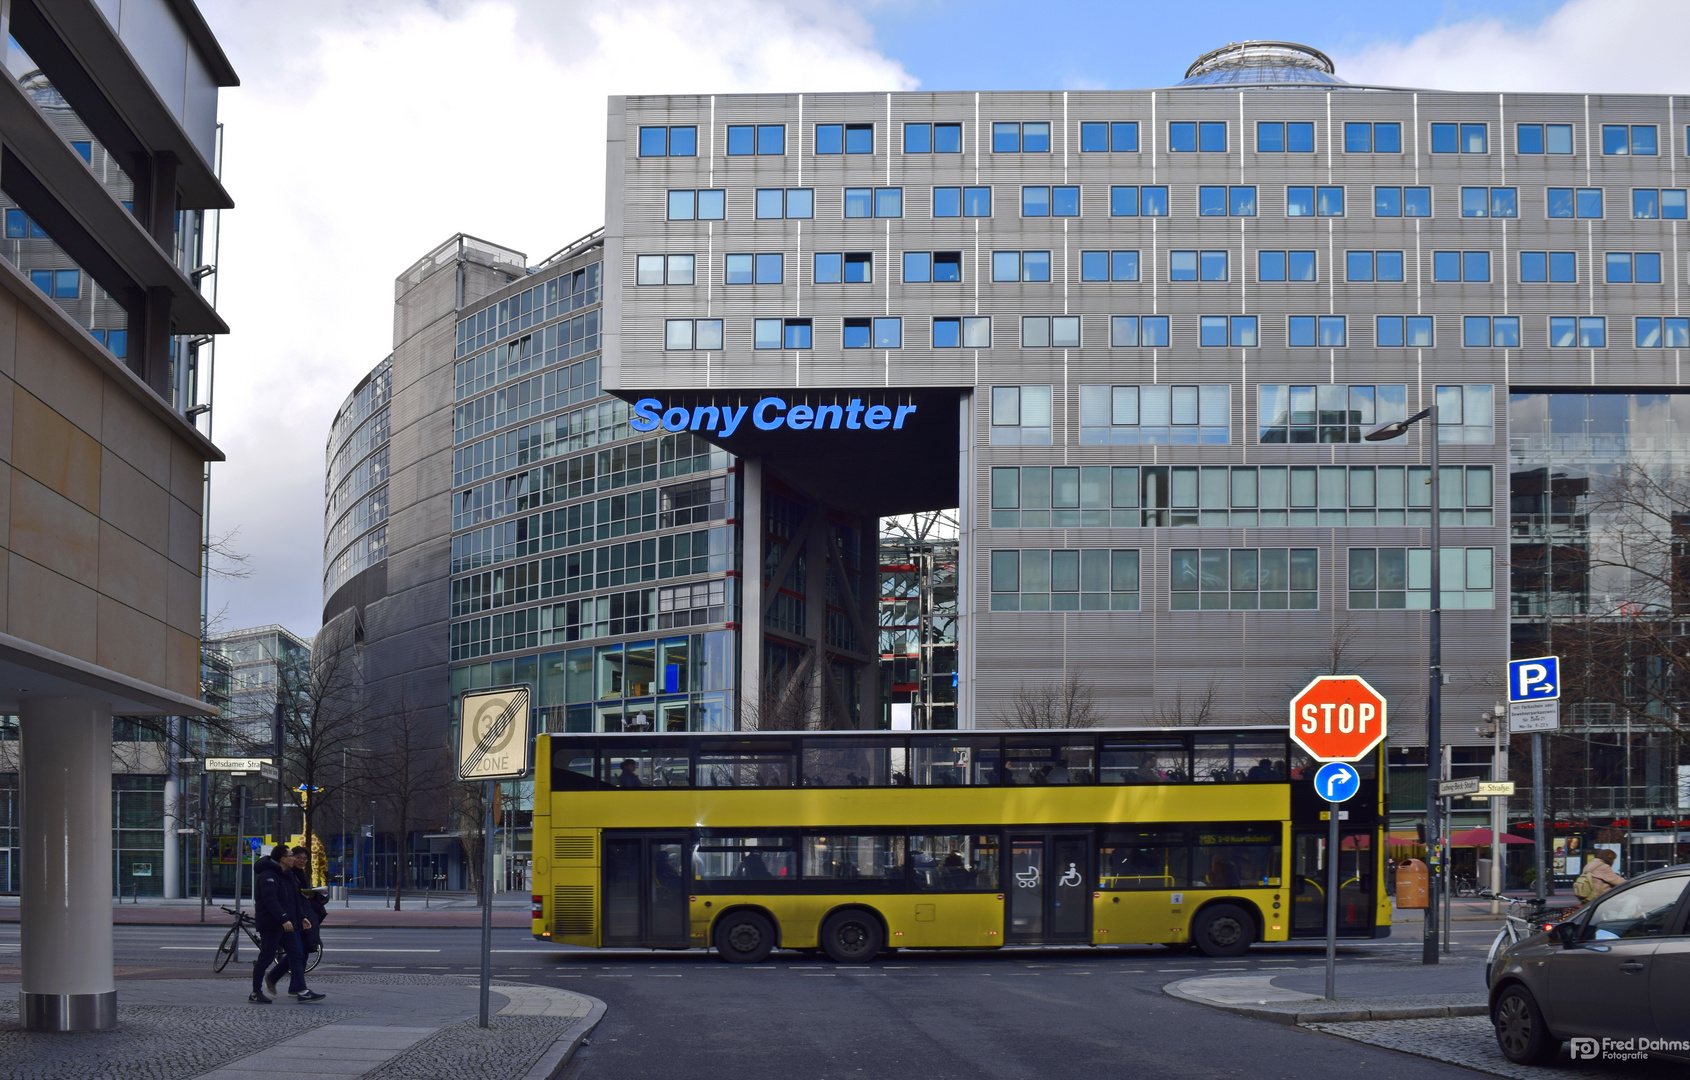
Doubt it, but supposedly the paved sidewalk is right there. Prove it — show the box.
[0,894,533,929]
[0,974,604,1080]
[1165,958,1490,1024]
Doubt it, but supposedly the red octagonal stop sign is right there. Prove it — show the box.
[1289,675,1388,762]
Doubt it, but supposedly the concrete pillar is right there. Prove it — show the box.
[162,773,180,899]
[19,697,116,1031]
[738,459,763,730]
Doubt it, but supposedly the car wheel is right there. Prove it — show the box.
[1191,904,1254,958]
[1493,984,1558,1065]
[713,911,776,964]
[820,909,884,964]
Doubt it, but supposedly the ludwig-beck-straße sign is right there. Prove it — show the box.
[1289,675,1388,762]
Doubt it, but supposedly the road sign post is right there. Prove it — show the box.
[1312,762,1361,1000]
[1509,657,1560,902]
[457,686,533,1030]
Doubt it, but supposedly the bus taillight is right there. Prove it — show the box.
[531,894,544,919]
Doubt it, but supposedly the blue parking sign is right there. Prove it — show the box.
[1508,656,1560,702]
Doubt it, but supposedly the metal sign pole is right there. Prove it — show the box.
[1532,732,1547,901]
[479,778,495,1029]
[1325,799,1340,999]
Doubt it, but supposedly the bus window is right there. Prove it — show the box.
[1100,829,1188,889]
[1003,738,1096,784]
[1194,824,1282,887]
[693,836,796,881]
[551,746,605,790]
[1099,740,1187,783]
[802,835,904,880]
[601,747,689,788]
[909,834,1000,890]
[1193,734,1287,783]
[695,739,796,787]
[801,739,907,786]
[910,735,1001,785]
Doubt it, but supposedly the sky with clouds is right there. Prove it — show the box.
[199,0,1690,638]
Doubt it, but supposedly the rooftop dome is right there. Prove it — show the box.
[1177,41,1346,87]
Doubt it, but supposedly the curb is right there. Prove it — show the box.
[1162,980,1489,1026]
[520,997,607,1080]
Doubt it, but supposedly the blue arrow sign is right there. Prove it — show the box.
[1508,656,1560,703]
[1313,761,1361,804]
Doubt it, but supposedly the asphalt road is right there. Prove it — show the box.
[0,921,1501,1079]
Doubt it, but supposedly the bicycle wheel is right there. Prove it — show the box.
[306,941,323,973]
[212,923,241,973]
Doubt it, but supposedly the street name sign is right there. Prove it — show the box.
[1477,782,1516,796]
[206,757,270,772]
[1289,675,1388,762]
[1438,777,1481,797]
[458,685,532,781]
[1509,699,1561,734]
[1509,656,1560,702]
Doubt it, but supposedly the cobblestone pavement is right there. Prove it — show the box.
[363,1015,579,1080]
[0,998,348,1080]
[1306,1016,1685,1080]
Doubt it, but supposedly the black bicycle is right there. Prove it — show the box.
[212,905,324,974]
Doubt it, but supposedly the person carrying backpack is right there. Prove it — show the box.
[1572,847,1625,902]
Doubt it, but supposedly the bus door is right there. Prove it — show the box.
[1007,832,1091,944]
[602,834,690,947]
[1290,828,1377,937]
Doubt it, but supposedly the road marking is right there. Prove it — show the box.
[490,949,562,953]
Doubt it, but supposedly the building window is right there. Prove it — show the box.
[666,189,725,220]
[1256,121,1314,153]
[1198,185,1256,216]
[727,124,784,156]
[1462,316,1520,347]
[1635,317,1690,348]
[1022,186,1080,217]
[724,253,783,285]
[1021,316,1080,348]
[990,385,1052,446]
[1080,251,1140,282]
[933,186,992,217]
[1549,316,1606,347]
[903,122,962,153]
[1345,250,1404,282]
[993,250,1051,282]
[1258,384,1407,444]
[754,188,813,219]
[1080,122,1139,152]
[1519,251,1577,283]
[31,268,79,298]
[933,316,991,349]
[1516,123,1573,154]
[664,319,723,350]
[1287,315,1347,347]
[1375,316,1435,348]
[1632,188,1689,219]
[1170,250,1228,282]
[1109,185,1168,216]
[1286,186,1344,217]
[1431,122,1487,153]
[993,122,1050,152]
[1547,188,1603,219]
[1109,316,1170,348]
[903,251,961,283]
[1604,252,1662,284]
[1171,549,1317,611]
[1436,384,1494,444]
[1169,121,1226,152]
[844,187,902,219]
[1461,187,1517,218]
[755,318,813,349]
[1348,548,1494,610]
[1258,250,1316,282]
[1079,385,1228,445]
[1432,250,1491,282]
[1200,315,1257,347]
[3,209,48,238]
[1343,122,1401,153]
[816,123,874,154]
[639,125,697,157]
[1374,186,1432,218]
[843,317,902,349]
[636,254,695,285]
[813,252,873,284]
[991,549,1140,612]
[1602,124,1657,156]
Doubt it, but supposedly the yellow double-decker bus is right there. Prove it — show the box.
[530,727,1388,962]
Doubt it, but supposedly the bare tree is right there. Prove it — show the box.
[367,695,450,911]
[276,628,370,861]
[1148,680,1224,727]
[995,672,1100,728]
[740,648,860,731]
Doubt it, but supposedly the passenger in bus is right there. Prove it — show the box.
[939,852,971,889]
[1246,758,1278,781]
[1206,856,1240,888]
[1134,759,1161,783]
[1046,758,1071,784]
[757,765,784,787]
[736,850,773,879]
[618,760,643,788]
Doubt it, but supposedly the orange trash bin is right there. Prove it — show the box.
[1395,858,1429,909]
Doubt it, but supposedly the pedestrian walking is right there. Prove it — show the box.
[263,845,329,996]
[249,845,325,1003]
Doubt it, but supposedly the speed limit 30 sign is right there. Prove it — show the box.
[1289,675,1388,762]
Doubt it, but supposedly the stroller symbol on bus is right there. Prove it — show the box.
[1015,865,1041,888]
[1058,863,1082,888]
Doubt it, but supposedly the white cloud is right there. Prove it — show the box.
[198,0,913,636]
[1339,0,1690,93]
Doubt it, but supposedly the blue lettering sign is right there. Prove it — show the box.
[627,397,918,435]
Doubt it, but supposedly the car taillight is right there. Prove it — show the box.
[531,894,544,919]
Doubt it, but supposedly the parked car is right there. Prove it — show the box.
[1488,863,1690,1065]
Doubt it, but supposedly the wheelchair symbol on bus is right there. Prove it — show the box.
[1058,863,1082,888]
[1015,866,1041,888]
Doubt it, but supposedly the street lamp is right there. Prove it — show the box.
[342,747,374,908]
[1365,406,1442,965]
[1478,701,1508,914]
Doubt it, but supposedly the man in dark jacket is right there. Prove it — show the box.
[250,845,325,1003]
[264,846,328,995]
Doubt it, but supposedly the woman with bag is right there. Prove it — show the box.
[1572,847,1625,901]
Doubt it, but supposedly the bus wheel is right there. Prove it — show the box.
[714,911,776,963]
[820,909,884,963]
[1191,904,1254,957]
